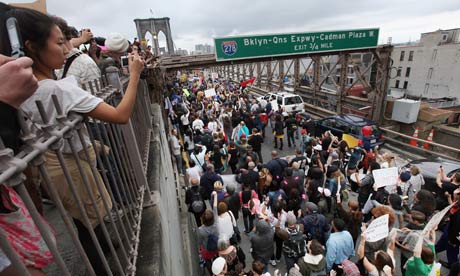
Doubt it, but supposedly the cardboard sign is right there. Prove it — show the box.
[342,134,359,148]
[365,214,389,242]
[422,203,454,235]
[204,88,216,98]
[372,167,399,189]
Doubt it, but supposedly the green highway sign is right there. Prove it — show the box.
[214,28,379,61]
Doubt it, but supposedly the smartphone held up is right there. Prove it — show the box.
[6,17,25,59]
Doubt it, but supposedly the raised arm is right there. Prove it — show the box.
[413,233,423,258]
[87,53,144,124]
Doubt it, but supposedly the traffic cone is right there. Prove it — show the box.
[409,127,419,146]
[424,128,434,149]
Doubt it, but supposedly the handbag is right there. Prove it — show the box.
[229,211,241,244]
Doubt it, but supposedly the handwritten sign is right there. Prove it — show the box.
[365,214,389,242]
[211,73,219,79]
[204,88,216,98]
[422,203,453,235]
[372,167,399,189]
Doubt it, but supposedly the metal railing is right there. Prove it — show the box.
[0,69,152,276]
[380,127,460,160]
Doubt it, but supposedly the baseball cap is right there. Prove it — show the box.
[212,257,226,275]
[105,33,129,53]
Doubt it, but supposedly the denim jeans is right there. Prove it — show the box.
[435,222,460,265]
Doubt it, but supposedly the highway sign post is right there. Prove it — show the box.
[214,28,379,61]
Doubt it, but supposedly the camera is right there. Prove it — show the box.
[120,56,129,67]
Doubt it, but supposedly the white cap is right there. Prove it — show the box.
[212,257,226,275]
[313,144,322,151]
[105,33,129,53]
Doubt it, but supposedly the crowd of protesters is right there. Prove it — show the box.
[0,3,460,276]
[168,72,460,276]
[0,3,156,275]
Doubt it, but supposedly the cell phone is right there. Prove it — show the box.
[6,17,25,59]
[120,56,129,67]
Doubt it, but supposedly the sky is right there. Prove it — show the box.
[8,0,460,53]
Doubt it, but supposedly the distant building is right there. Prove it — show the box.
[176,48,188,56]
[192,44,214,55]
[390,28,460,106]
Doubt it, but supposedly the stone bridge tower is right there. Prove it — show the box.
[134,17,174,55]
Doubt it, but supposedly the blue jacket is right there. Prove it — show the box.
[325,231,355,271]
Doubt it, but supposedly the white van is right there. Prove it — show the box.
[257,92,305,113]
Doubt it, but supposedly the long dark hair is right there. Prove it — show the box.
[0,3,54,57]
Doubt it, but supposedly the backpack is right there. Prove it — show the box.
[305,215,325,244]
[190,189,205,213]
[206,233,219,251]
[283,225,307,258]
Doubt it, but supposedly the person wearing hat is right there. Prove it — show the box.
[98,32,130,75]
[223,184,241,223]
[299,202,330,245]
[276,211,306,271]
[299,128,312,154]
[212,256,227,276]
[249,219,275,270]
[217,238,246,274]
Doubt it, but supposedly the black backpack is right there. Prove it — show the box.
[206,233,218,251]
[190,189,205,213]
[282,225,307,258]
[305,215,326,244]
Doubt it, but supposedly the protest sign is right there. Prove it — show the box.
[204,88,216,98]
[422,203,454,235]
[365,214,389,242]
[211,72,219,80]
[372,167,399,189]
[182,88,190,97]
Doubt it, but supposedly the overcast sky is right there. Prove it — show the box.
[8,0,460,52]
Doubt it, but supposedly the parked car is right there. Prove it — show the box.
[314,114,384,148]
[256,92,305,113]
[402,158,460,195]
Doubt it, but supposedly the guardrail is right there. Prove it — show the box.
[0,69,152,276]
[380,127,460,160]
